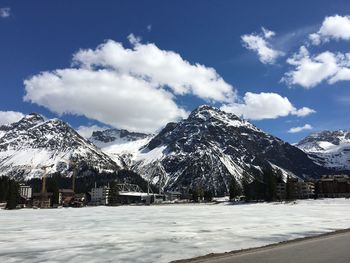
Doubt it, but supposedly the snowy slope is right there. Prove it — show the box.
[296,130,350,170]
[129,105,326,195]
[89,128,152,166]
[0,113,123,180]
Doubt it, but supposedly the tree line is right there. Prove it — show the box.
[0,176,21,209]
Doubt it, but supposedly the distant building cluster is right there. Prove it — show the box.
[276,174,350,200]
[22,185,85,209]
[276,178,315,200]
[3,173,349,209]
[15,180,187,209]
[316,175,350,198]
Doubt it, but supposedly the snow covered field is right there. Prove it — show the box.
[0,199,350,263]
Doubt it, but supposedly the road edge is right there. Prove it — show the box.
[171,228,350,263]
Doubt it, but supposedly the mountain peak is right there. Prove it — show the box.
[189,104,239,122]
[134,103,326,194]
[22,112,45,123]
[299,130,350,145]
[195,104,217,111]
[191,105,222,115]
[90,128,149,146]
[296,130,350,170]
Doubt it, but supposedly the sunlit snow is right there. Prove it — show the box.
[1,199,350,262]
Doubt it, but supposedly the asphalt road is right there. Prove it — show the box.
[174,229,350,263]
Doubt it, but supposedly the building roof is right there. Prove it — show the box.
[59,189,74,194]
[32,192,53,197]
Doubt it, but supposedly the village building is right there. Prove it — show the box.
[316,175,350,198]
[90,185,110,205]
[31,174,53,208]
[277,178,315,200]
[70,193,86,207]
[18,184,33,208]
[19,184,32,200]
[59,189,75,206]
[276,183,287,200]
[32,192,53,208]
[108,183,152,205]
[165,191,182,201]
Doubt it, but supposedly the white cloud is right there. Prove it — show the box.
[127,33,141,46]
[262,27,275,39]
[0,111,24,125]
[24,36,236,133]
[283,46,350,88]
[241,27,284,64]
[292,107,316,117]
[309,15,350,45]
[0,7,10,18]
[288,124,313,133]
[329,65,350,83]
[147,24,152,32]
[76,125,107,139]
[221,92,315,120]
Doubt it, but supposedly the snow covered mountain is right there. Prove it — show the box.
[89,128,152,167]
[0,108,330,192]
[90,128,149,148]
[125,105,327,195]
[0,113,123,180]
[296,130,350,171]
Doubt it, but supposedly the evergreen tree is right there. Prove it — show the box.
[275,170,284,183]
[229,178,242,200]
[191,187,204,202]
[204,190,213,202]
[263,169,277,202]
[6,180,20,209]
[47,177,60,206]
[286,175,293,200]
[0,176,10,202]
[242,179,251,201]
[108,181,120,205]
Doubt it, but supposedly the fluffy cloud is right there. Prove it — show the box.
[283,46,350,88]
[262,27,275,39]
[76,125,108,139]
[293,107,316,117]
[0,7,10,18]
[73,34,235,102]
[24,35,236,133]
[221,92,315,120]
[0,111,24,125]
[288,124,313,133]
[241,27,284,64]
[309,15,350,45]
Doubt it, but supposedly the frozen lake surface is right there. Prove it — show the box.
[0,199,350,263]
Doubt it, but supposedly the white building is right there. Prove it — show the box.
[90,185,110,205]
[19,184,32,200]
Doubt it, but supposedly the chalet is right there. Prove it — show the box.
[32,192,53,208]
[316,175,350,198]
[59,189,75,206]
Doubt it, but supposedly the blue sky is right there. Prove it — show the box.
[1,0,350,143]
